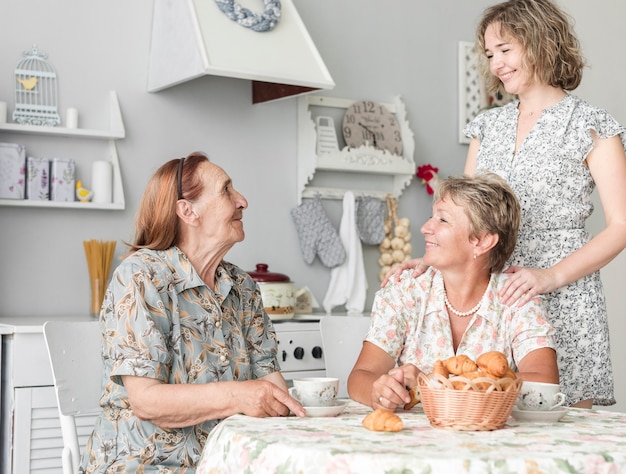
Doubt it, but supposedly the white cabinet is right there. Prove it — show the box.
[0,316,98,474]
[0,91,125,210]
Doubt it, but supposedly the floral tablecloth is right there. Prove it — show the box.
[197,400,626,474]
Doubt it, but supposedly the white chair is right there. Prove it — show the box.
[320,315,371,398]
[43,320,103,474]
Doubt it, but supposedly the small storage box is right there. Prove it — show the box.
[26,157,50,200]
[50,158,75,202]
[0,142,26,199]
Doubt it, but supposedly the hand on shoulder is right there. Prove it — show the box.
[381,258,427,287]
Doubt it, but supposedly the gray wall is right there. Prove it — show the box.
[0,0,624,410]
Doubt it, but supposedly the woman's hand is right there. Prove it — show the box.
[372,364,420,409]
[122,375,305,428]
[501,265,558,306]
[381,258,427,287]
[235,379,306,418]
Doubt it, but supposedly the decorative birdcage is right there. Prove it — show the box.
[13,45,60,126]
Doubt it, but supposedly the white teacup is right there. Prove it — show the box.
[289,377,339,407]
[517,381,566,411]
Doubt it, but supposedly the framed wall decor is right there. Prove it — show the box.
[457,41,515,144]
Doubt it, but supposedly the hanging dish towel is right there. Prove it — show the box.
[323,191,368,314]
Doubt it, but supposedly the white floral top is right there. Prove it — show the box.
[465,93,625,405]
[366,267,555,373]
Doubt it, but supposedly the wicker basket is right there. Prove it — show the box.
[418,372,523,431]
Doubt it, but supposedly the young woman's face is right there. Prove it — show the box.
[484,22,533,96]
[421,196,475,270]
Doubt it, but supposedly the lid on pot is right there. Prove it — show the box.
[248,263,291,282]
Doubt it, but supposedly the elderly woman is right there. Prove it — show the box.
[348,173,558,409]
[80,152,304,473]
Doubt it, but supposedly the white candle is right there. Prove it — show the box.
[66,107,78,129]
[92,161,113,203]
[0,101,7,123]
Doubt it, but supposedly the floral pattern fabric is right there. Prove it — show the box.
[80,247,280,473]
[366,267,555,373]
[465,93,626,406]
[196,400,626,474]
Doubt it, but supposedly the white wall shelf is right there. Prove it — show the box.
[297,95,415,204]
[0,91,125,210]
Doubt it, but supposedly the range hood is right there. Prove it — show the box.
[148,0,335,103]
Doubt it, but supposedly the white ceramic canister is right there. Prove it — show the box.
[248,263,296,320]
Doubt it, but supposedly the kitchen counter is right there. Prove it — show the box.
[0,314,94,334]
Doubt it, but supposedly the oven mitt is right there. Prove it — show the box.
[291,196,346,268]
[356,196,386,245]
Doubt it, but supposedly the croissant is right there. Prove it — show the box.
[432,359,450,378]
[476,351,508,377]
[443,355,478,375]
[450,370,498,390]
[500,368,518,389]
[362,409,404,432]
[403,387,420,410]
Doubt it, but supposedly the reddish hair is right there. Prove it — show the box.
[128,152,210,252]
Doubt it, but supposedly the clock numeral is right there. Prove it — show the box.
[363,101,376,114]
[343,126,352,139]
[393,130,401,142]
[360,129,385,144]
[345,113,356,125]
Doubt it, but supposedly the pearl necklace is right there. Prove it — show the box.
[443,286,488,317]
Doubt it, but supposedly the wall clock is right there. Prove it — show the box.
[342,100,403,156]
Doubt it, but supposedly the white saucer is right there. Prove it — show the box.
[303,400,348,418]
[511,406,568,423]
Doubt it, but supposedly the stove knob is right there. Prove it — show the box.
[312,346,323,359]
[294,347,305,360]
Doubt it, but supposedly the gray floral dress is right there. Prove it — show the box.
[80,247,281,473]
[465,93,626,406]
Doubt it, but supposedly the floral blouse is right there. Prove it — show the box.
[80,247,280,473]
[366,267,555,373]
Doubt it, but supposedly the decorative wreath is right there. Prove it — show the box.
[214,0,282,32]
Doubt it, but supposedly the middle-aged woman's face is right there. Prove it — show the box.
[192,161,248,246]
[483,22,533,96]
[420,195,475,270]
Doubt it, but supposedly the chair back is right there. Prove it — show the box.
[320,315,371,398]
[43,320,103,474]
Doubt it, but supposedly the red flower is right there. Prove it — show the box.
[416,164,439,195]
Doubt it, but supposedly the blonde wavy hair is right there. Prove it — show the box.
[476,0,586,98]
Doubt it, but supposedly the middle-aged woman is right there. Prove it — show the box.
[80,152,305,473]
[384,0,626,408]
[349,173,558,410]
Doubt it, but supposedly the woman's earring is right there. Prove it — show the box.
[473,253,477,259]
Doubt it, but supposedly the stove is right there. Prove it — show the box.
[273,318,326,381]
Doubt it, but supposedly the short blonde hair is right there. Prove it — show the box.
[433,173,520,273]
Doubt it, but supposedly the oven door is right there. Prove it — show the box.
[273,320,325,382]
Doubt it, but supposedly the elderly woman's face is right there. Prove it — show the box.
[192,162,248,246]
[420,195,475,270]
